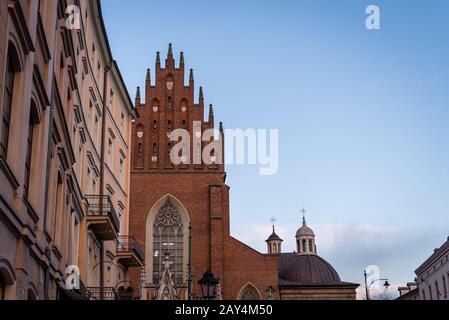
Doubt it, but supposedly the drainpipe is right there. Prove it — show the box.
[99,62,113,300]
[188,223,193,300]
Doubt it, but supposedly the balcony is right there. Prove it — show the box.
[86,287,118,300]
[86,195,120,241]
[117,235,145,267]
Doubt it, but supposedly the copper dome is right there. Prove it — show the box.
[279,253,342,286]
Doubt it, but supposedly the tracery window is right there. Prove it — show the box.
[239,284,261,300]
[152,200,184,285]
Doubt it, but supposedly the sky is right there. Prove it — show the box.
[101,0,449,295]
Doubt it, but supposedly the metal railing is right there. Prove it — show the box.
[86,287,118,300]
[117,235,145,263]
[85,195,120,233]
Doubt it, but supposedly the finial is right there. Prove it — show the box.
[156,51,161,65]
[270,216,276,232]
[199,86,204,100]
[189,68,194,83]
[180,51,184,66]
[219,121,224,133]
[168,43,173,57]
[135,86,141,105]
[209,104,214,116]
[146,68,151,82]
[301,208,307,226]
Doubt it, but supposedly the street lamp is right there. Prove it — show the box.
[364,270,390,300]
[198,271,219,300]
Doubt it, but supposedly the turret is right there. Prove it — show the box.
[296,209,317,255]
[179,51,185,70]
[135,86,141,106]
[156,51,161,69]
[208,104,214,126]
[266,224,283,255]
[165,43,174,69]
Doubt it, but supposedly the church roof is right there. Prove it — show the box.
[296,217,315,237]
[278,253,357,287]
[266,226,283,242]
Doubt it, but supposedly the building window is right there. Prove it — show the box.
[168,96,172,109]
[109,89,114,113]
[120,113,124,132]
[153,143,157,156]
[152,200,184,285]
[429,286,433,300]
[308,239,313,253]
[108,137,113,168]
[443,275,447,298]
[24,102,38,198]
[119,154,124,185]
[168,143,172,155]
[1,51,15,158]
[0,277,5,300]
[153,120,157,131]
[137,143,142,157]
[302,239,307,252]
[182,120,186,130]
[168,120,172,133]
[435,281,440,300]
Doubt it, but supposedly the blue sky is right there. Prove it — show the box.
[102,0,449,292]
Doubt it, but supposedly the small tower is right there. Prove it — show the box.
[296,209,317,255]
[266,219,283,255]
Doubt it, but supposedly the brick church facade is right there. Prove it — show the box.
[129,44,278,300]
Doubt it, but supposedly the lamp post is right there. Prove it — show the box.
[198,271,219,300]
[364,270,390,300]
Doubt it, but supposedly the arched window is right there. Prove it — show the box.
[153,120,157,131]
[0,277,4,300]
[152,200,184,285]
[168,143,172,155]
[238,283,261,300]
[27,288,37,300]
[182,120,186,130]
[167,120,172,133]
[1,49,16,158]
[168,97,172,109]
[24,100,39,198]
[137,143,142,157]
[302,239,307,253]
[309,239,313,253]
[152,143,157,156]
[152,100,159,112]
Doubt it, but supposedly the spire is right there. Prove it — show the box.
[219,121,224,134]
[135,86,141,106]
[209,104,214,125]
[146,68,151,83]
[156,51,161,67]
[179,51,185,69]
[168,43,173,57]
[199,86,204,101]
[209,104,214,117]
[166,43,174,68]
[301,208,307,226]
[189,68,194,84]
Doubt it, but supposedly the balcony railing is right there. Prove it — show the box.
[85,195,120,234]
[86,287,118,300]
[117,235,145,263]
